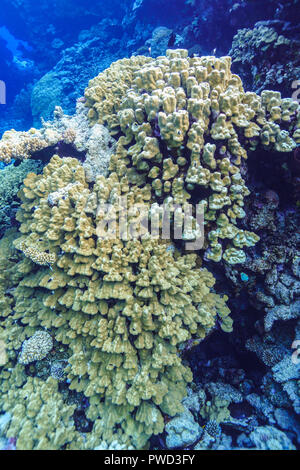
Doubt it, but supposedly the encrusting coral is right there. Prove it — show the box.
[0,49,299,449]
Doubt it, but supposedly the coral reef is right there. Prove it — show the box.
[0,102,116,183]
[0,129,54,164]
[0,85,34,139]
[165,409,202,448]
[249,425,295,450]
[0,229,24,321]
[230,21,300,96]
[224,168,300,418]
[0,159,43,237]
[0,412,13,450]
[0,340,7,367]
[30,33,124,125]
[0,0,127,77]
[0,151,231,448]
[122,0,284,58]
[94,440,134,450]
[161,337,300,450]
[0,49,299,450]
[136,26,175,58]
[0,368,83,450]
[2,0,299,133]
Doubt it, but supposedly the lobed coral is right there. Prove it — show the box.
[0,49,299,449]
[0,160,43,238]
[0,367,83,450]
[85,49,298,263]
[1,152,231,448]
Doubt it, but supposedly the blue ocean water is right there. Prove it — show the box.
[0,0,299,452]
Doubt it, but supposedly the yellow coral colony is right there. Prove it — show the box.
[0,50,299,449]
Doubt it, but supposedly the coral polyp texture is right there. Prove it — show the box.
[0,49,299,450]
[0,129,51,164]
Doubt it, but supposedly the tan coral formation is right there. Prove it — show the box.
[0,50,298,262]
[0,128,51,164]
[0,50,299,449]
[18,330,53,364]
